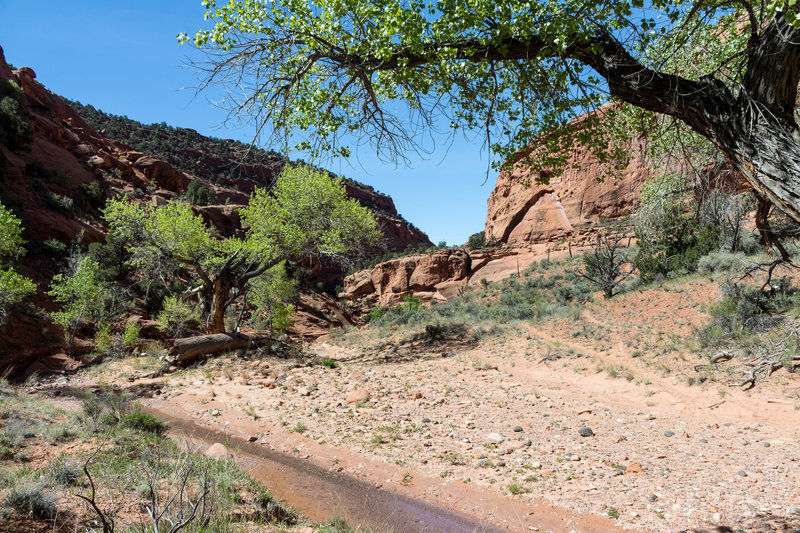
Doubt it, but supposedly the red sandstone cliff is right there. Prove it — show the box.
[485,107,651,246]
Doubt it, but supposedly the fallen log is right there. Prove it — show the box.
[170,333,273,364]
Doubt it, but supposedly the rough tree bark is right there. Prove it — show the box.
[571,18,800,227]
[170,333,273,364]
[190,253,281,335]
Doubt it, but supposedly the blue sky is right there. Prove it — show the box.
[0,1,496,245]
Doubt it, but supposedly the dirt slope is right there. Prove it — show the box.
[59,251,800,533]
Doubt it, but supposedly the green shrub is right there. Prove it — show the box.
[554,278,594,304]
[119,412,168,435]
[466,232,486,249]
[420,322,468,342]
[321,357,338,368]
[708,278,797,334]
[79,180,105,209]
[182,180,217,206]
[122,321,141,347]
[47,455,82,487]
[0,201,36,323]
[156,295,200,337]
[94,321,114,352]
[6,485,57,520]
[366,306,386,322]
[0,79,33,151]
[44,191,74,212]
[41,239,68,258]
[87,231,128,281]
[697,251,750,274]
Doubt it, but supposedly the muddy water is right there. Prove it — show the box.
[148,408,506,533]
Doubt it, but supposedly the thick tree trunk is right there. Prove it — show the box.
[206,278,231,334]
[170,333,272,364]
[572,19,800,225]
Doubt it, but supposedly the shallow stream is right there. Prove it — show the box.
[148,407,507,533]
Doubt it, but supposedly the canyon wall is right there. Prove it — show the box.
[485,108,651,246]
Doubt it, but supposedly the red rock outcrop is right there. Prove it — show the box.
[485,107,651,246]
[341,248,516,304]
[0,45,430,369]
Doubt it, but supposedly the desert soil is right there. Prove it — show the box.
[49,256,800,533]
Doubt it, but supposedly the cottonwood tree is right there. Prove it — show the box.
[48,256,110,345]
[184,0,800,243]
[0,201,35,323]
[104,165,381,335]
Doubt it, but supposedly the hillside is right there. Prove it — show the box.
[68,100,432,252]
[0,45,429,370]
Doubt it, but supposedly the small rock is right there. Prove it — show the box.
[578,426,594,437]
[664,431,675,437]
[486,433,505,444]
[412,390,424,400]
[466,421,476,429]
[524,439,532,447]
[699,439,708,443]
[345,388,370,404]
[513,426,523,432]
[648,494,659,503]
[646,414,656,420]
[626,461,643,474]
[205,443,227,459]
[737,470,748,477]
[211,409,220,417]
[297,387,311,397]
[248,435,258,442]
[422,417,431,424]
[496,460,506,467]
[763,442,771,448]
[530,461,542,469]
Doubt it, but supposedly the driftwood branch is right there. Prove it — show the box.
[170,333,274,364]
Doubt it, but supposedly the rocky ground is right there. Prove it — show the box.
[50,268,800,533]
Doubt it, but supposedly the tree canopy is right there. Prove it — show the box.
[0,202,36,323]
[185,0,800,240]
[104,165,381,334]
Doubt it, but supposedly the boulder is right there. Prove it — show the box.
[205,443,228,459]
[134,156,189,192]
[194,204,243,238]
[341,248,519,304]
[24,353,81,376]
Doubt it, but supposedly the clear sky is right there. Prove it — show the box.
[0,1,497,246]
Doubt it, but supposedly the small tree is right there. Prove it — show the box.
[582,233,635,299]
[47,256,110,344]
[0,201,36,323]
[105,165,381,334]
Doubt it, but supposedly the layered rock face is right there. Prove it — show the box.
[341,249,516,304]
[485,110,651,246]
